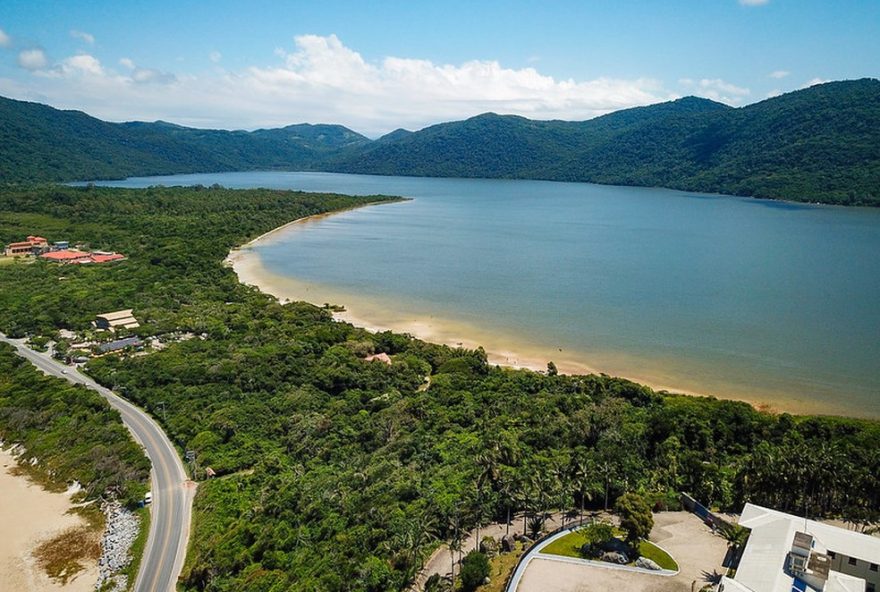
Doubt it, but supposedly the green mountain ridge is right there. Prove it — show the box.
[1,78,878,205]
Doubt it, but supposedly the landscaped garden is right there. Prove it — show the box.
[540,523,678,571]
[540,495,679,572]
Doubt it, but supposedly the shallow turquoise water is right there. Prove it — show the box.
[98,172,880,416]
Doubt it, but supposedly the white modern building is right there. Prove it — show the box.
[720,504,879,592]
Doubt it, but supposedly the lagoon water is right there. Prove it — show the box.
[98,172,880,417]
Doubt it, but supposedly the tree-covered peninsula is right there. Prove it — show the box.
[0,185,877,591]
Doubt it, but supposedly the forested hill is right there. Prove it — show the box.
[2,78,879,205]
[0,96,369,182]
[330,79,880,205]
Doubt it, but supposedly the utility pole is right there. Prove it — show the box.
[157,401,167,423]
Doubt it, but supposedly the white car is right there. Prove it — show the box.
[144,491,152,505]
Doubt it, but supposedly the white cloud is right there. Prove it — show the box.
[8,34,676,135]
[18,48,48,70]
[679,77,750,105]
[739,0,769,5]
[0,28,11,48]
[804,77,829,88]
[63,54,104,76]
[209,51,222,63]
[769,70,789,79]
[70,30,95,44]
[131,67,176,84]
[766,89,783,99]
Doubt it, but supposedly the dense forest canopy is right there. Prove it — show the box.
[2,78,879,205]
[0,343,150,506]
[0,186,877,591]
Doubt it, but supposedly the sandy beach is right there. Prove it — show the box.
[0,449,98,592]
[224,207,863,418]
[229,252,807,418]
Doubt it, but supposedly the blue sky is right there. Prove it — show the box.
[0,0,877,135]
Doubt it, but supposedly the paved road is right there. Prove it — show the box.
[1,334,194,592]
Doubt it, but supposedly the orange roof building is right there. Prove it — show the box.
[40,250,126,264]
[40,249,92,263]
[364,352,392,365]
[4,235,49,257]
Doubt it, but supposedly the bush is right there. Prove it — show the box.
[459,551,490,591]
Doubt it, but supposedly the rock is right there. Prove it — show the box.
[480,536,499,557]
[601,551,629,564]
[501,535,515,553]
[636,557,662,570]
[94,500,140,592]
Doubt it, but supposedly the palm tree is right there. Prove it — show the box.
[571,458,595,526]
[718,522,750,569]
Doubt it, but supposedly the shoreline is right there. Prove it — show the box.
[224,206,831,417]
[0,448,98,592]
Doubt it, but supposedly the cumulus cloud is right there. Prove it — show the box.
[0,28,11,48]
[209,51,222,63]
[804,77,829,88]
[679,77,750,105]
[18,48,48,70]
[70,30,95,44]
[8,34,675,135]
[769,70,789,79]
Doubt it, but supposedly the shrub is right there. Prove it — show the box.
[459,551,490,591]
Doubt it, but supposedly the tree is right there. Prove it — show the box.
[718,522,750,567]
[615,492,654,545]
[459,551,490,592]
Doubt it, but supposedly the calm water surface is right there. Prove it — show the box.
[98,172,880,417]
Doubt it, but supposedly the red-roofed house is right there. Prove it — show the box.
[40,250,126,264]
[364,352,392,365]
[4,235,49,257]
[40,249,92,263]
[88,253,126,264]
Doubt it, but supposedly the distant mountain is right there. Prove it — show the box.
[0,97,368,183]
[1,79,878,205]
[329,80,880,205]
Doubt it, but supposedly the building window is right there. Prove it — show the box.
[847,557,857,566]
[866,583,874,592]
[870,562,878,572]
[828,551,836,559]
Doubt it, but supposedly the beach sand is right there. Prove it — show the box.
[0,449,98,592]
[224,209,852,417]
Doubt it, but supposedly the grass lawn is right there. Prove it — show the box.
[540,528,679,571]
[638,539,678,571]
[540,530,589,558]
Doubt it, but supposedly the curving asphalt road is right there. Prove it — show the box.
[1,333,194,592]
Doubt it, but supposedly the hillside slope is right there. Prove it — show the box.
[1,79,878,204]
[0,97,368,182]
[331,79,880,205]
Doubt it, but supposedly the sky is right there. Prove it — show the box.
[0,0,877,136]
